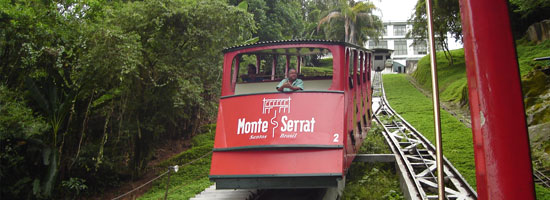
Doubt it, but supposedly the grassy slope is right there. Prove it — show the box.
[515,39,550,75]
[412,49,468,105]
[400,38,550,197]
[412,39,550,105]
[384,74,550,198]
[383,74,477,189]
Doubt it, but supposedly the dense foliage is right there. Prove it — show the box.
[508,0,550,38]
[0,0,386,198]
[0,0,254,198]
[407,0,461,63]
[317,0,383,45]
[229,0,304,41]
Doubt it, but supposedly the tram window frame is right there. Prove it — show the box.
[353,50,362,86]
[230,55,241,90]
[348,49,355,89]
[360,51,366,83]
[230,48,336,95]
[367,54,372,81]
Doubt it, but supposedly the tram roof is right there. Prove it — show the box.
[222,39,369,55]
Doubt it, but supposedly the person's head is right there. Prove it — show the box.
[248,64,256,75]
[288,69,298,81]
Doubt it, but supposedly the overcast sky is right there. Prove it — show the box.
[372,0,417,22]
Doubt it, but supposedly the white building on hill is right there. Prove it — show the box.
[366,21,430,74]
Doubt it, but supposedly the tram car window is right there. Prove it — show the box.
[232,49,335,95]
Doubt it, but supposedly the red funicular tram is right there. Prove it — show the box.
[209,40,373,189]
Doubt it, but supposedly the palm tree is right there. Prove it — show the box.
[317,0,383,45]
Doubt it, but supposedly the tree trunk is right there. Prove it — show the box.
[349,22,357,44]
[345,17,350,43]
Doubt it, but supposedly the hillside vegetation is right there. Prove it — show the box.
[1,0,364,198]
[412,40,550,105]
[409,39,550,197]
[412,49,468,106]
[138,125,215,200]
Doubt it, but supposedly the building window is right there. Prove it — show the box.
[414,41,427,55]
[425,41,444,54]
[394,40,407,55]
[374,55,383,60]
[369,40,388,49]
[393,25,406,36]
[383,25,388,36]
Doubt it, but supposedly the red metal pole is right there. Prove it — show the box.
[232,55,240,91]
[271,55,277,80]
[297,56,301,74]
[256,54,260,74]
[459,0,535,199]
[286,55,290,78]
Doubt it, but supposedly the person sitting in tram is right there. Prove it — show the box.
[241,64,263,82]
[276,69,303,92]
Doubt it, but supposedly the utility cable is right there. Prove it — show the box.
[111,170,170,200]
[111,150,213,200]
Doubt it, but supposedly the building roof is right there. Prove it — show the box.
[372,48,394,54]
[393,62,405,68]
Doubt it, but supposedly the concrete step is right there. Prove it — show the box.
[190,184,258,200]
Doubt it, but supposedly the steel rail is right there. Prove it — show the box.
[534,169,550,188]
[372,72,477,200]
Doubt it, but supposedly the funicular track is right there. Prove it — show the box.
[371,72,477,200]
